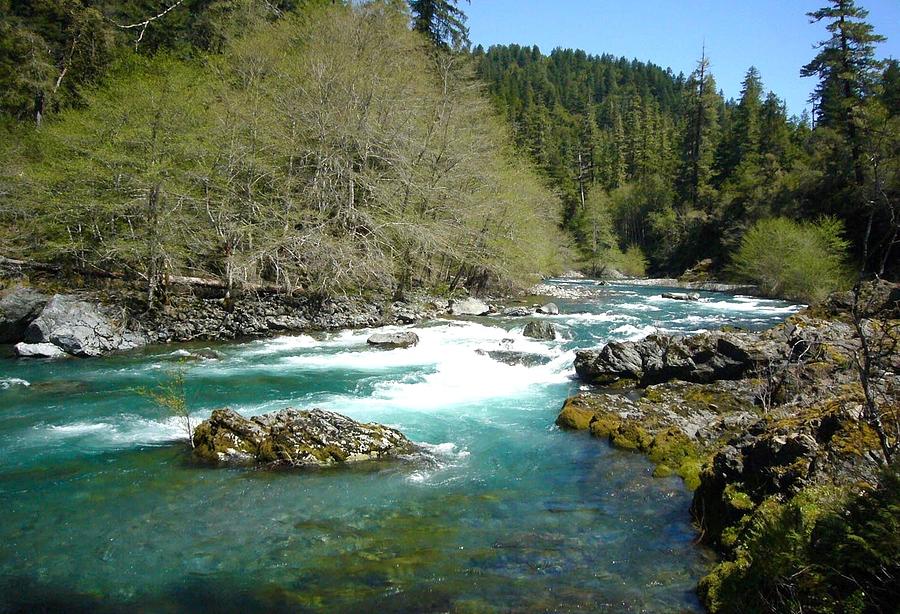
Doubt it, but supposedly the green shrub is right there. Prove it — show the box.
[612,244,649,277]
[699,467,900,613]
[729,216,852,303]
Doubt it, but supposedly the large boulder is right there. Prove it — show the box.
[193,407,416,467]
[0,286,48,343]
[575,331,778,387]
[449,297,490,316]
[367,331,419,349]
[24,294,143,357]
[523,320,557,340]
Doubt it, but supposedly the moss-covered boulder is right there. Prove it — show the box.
[193,407,416,467]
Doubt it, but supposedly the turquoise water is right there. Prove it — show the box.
[0,282,799,612]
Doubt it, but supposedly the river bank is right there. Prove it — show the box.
[557,280,899,612]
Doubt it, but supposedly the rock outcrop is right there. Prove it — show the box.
[23,295,144,357]
[193,407,415,467]
[557,281,899,612]
[523,320,557,340]
[449,297,491,316]
[367,331,419,349]
[0,286,48,343]
[573,330,782,387]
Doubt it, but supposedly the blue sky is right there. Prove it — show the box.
[466,0,900,117]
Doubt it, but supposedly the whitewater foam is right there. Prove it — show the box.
[1,378,30,389]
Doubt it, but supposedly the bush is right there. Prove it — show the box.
[730,216,852,303]
[699,467,900,613]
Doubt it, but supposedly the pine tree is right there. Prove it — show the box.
[801,0,885,184]
[408,0,469,49]
[677,49,720,209]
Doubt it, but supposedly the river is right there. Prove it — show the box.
[0,280,800,612]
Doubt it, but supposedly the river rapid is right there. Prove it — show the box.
[0,280,800,612]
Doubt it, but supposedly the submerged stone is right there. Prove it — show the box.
[192,407,416,468]
[366,331,419,349]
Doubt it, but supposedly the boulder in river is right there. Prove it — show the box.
[537,302,559,315]
[661,292,700,301]
[14,342,67,358]
[523,320,557,340]
[24,294,144,357]
[0,286,48,343]
[367,331,419,349]
[449,297,491,316]
[192,407,416,467]
[501,306,532,317]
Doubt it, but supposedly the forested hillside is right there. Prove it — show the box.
[474,3,899,286]
[0,1,566,305]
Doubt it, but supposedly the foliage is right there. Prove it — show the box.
[729,216,852,303]
[699,467,900,613]
[137,364,194,447]
[0,2,565,302]
[409,0,469,49]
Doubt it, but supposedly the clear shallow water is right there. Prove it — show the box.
[0,282,800,612]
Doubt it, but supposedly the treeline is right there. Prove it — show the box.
[0,1,566,303]
[474,1,899,285]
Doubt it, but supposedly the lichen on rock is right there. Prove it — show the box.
[193,407,416,468]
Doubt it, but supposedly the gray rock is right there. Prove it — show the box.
[575,330,768,386]
[0,286,48,343]
[501,306,533,317]
[537,302,559,315]
[662,292,700,301]
[367,331,419,349]
[14,342,67,358]
[192,407,415,467]
[475,349,551,367]
[24,294,140,357]
[523,320,557,340]
[449,297,491,316]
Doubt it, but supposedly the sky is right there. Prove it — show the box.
[466,0,900,117]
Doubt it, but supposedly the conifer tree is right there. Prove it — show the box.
[801,0,885,184]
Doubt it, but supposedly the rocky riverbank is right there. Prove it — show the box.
[557,280,899,612]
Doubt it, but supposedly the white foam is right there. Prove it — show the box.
[616,302,662,312]
[1,377,30,389]
[610,324,658,340]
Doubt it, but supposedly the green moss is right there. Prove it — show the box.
[724,484,754,511]
[605,378,640,390]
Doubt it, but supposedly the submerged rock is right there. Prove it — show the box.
[367,331,419,349]
[0,286,48,343]
[14,342,67,358]
[501,306,532,317]
[523,320,557,340]
[449,297,491,316]
[474,349,551,367]
[537,302,559,315]
[193,407,415,467]
[24,295,144,357]
[661,292,700,301]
